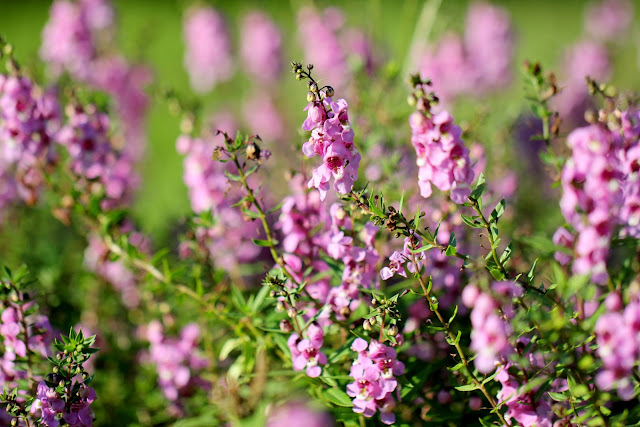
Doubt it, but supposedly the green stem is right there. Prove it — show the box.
[468,197,508,278]
[410,252,510,426]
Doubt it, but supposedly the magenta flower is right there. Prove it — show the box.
[240,11,283,83]
[183,6,233,93]
[301,97,360,200]
[288,324,327,378]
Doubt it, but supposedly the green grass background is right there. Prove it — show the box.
[1,0,639,237]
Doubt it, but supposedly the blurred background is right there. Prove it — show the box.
[2,0,639,240]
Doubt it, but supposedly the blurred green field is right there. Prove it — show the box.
[2,0,639,241]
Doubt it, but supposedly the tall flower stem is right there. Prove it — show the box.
[410,253,510,426]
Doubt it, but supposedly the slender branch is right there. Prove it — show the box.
[409,252,510,426]
[468,197,508,278]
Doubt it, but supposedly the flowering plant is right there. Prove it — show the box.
[1,1,640,426]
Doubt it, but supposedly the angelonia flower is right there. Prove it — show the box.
[1,303,53,393]
[552,227,574,266]
[408,80,475,204]
[380,233,425,281]
[495,364,555,427]
[58,104,139,210]
[40,0,96,79]
[145,321,210,414]
[462,285,512,373]
[0,74,61,205]
[34,380,97,427]
[41,0,150,164]
[594,299,640,400]
[585,0,634,42]
[89,56,152,162]
[301,88,360,201]
[267,401,335,427]
[240,11,283,83]
[559,124,622,283]
[288,323,327,378]
[418,2,514,104]
[183,6,233,93]
[176,133,263,270]
[347,338,405,425]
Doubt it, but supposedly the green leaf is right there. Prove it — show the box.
[244,164,259,177]
[448,305,458,325]
[267,199,287,214]
[323,388,353,407]
[500,242,513,265]
[445,233,457,256]
[489,268,505,281]
[527,258,539,282]
[398,190,405,214]
[252,238,276,247]
[547,391,568,402]
[454,384,479,392]
[469,173,485,201]
[490,198,506,224]
[461,214,483,228]
[224,171,242,182]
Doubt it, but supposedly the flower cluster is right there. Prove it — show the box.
[462,285,512,373]
[296,66,360,200]
[408,78,474,204]
[145,322,210,414]
[585,0,634,42]
[183,6,233,93]
[287,323,327,378]
[1,304,53,389]
[418,2,513,103]
[30,329,99,427]
[176,133,263,270]
[380,233,425,281]
[560,124,622,283]
[42,0,150,161]
[58,104,139,210]
[240,11,283,83]
[495,364,555,427]
[347,338,404,425]
[0,74,61,205]
[34,380,97,427]
[594,299,640,400]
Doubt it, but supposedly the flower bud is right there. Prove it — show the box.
[246,142,260,160]
[59,380,65,388]
[287,307,297,318]
[387,325,398,336]
[363,319,373,331]
[307,92,315,103]
[276,301,285,312]
[325,86,335,97]
[307,63,314,70]
[11,418,17,426]
[340,306,351,318]
[53,366,59,374]
[279,319,293,333]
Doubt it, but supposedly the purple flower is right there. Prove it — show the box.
[240,11,283,83]
[410,107,474,204]
[288,324,327,378]
[144,321,210,413]
[585,0,633,41]
[346,338,404,425]
[302,97,360,200]
[183,6,233,93]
